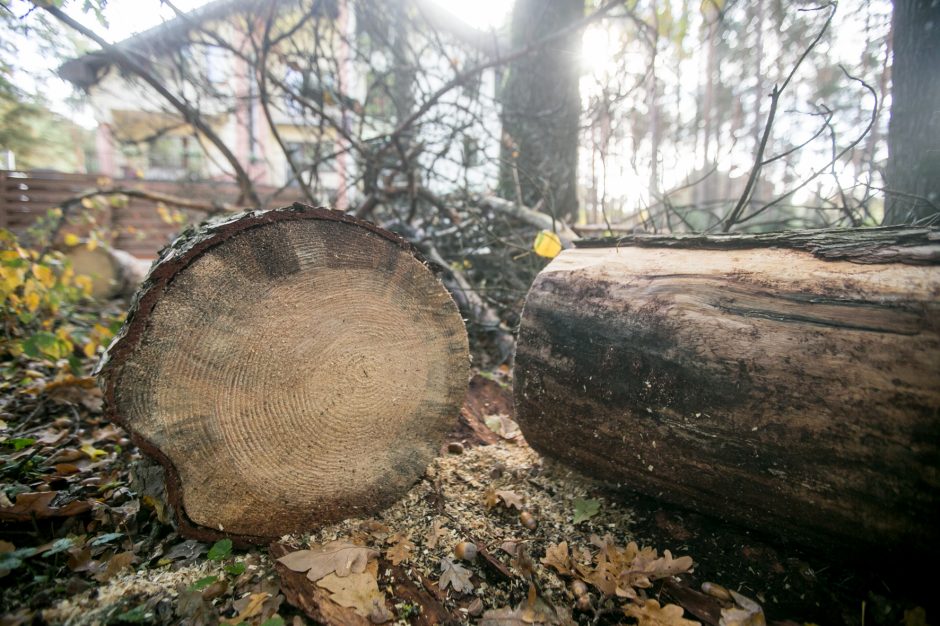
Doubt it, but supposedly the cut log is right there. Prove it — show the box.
[97,204,469,544]
[64,244,151,299]
[514,227,940,553]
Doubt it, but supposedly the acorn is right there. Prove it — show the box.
[447,441,465,454]
[467,597,484,616]
[519,510,537,530]
[575,594,593,612]
[571,580,588,598]
[454,541,478,562]
[701,581,733,601]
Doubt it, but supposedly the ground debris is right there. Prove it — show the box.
[2,366,933,625]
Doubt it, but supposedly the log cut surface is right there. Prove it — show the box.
[515,235,940,552]
[97,204,468,543]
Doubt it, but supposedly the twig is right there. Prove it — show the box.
[721,2,837,232]
[740,65,879,226]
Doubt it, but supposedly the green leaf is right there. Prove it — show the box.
[41,537,74,556]
[90,532,124,547]
[188,575,219,591]
[207,539,232,561]
[259,618,285,626]
[0,547,38,571]
[224,561,245,576]
[572,498,601,524]
[6,438,36,451]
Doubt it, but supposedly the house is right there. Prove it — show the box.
[59,0,505,208]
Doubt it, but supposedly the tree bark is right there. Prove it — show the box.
[514,228,940,553]
[884,0,940,224]
[498,0,583,223]
[96,204,469,544]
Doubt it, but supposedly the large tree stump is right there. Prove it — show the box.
[514,227,940,553]
[97,204,469,544]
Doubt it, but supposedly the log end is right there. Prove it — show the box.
[99,205,469,543]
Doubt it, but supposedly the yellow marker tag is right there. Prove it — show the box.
[533,230,563,259]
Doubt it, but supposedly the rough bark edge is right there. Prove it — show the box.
[94,203,448,547]
[574,226,940,265]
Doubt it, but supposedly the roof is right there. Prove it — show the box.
[59,0,265,88]
[59,0,506,90]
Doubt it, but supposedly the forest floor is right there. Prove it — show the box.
[0,348,933,626]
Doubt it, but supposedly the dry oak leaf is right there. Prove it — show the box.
[626,547,694,591]
[496,490,525,510]
[385,535,415,566]
[625,599,701,626]
[438,557,474,594]
[277,540,379,582]
[0,491,92,522]
[541,541,573,576]
[425,519,445,549]
[93,550,136,582]
[317,570,390,622]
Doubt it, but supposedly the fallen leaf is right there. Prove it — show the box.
[541,541,572,575]
[625,599,701,626]
[207,538,233,561]
[360,519,390,541]
[80,443,107,460]
[385,535,414,566]
[316,570,389,622]
[438,557,473,594]
[94,550,135,581]
[224,592,270,624]
[0,491,91,522]
[719,590,765,626]
[495,490,524,510]
[425,519,445,549]
[278,540,378,582]
[573,498,601,524]
[484,414,521,440]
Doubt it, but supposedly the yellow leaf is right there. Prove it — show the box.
[533,230,563,259]
[83,341,98,358]
[64,233,80,247]
[156,204,173,225]
[33,264,55,289]
[75,275,93,296]
[86,238,98,252]
[25,292,40,313]
[81,197,95,209]
[81,443,107,460]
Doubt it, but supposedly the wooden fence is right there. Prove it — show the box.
[0,170,296,259]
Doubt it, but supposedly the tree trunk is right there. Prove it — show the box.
[884,0,940,224]
[498,0,582,223]
[63,244,151,300]
[96,204,469,544]
[514,227,940,553]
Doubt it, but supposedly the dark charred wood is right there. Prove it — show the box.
[514,235,940,554]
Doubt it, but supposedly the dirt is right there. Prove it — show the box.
[1,370,933,626]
